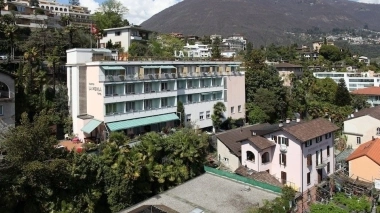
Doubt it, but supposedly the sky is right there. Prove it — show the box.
[58,0,379,25]
[60,0,183,25]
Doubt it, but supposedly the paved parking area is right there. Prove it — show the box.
[122,173,279,213]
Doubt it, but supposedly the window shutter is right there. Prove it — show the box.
[310,154,312,165]
[284,154,287,166]
[279,154,281,164]
[274,136,277,143]
[285,138,289,146]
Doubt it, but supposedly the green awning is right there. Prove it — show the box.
[160,66,176,69]
[81,119,102,134]
[142,66,161,69]
[227,64,240,67]
[107,113,179,131]
[201,92,211,95]
[102,66,125,70]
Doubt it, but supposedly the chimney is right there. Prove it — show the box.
[296,118,301,123]
[286,118,290,124]
[355,108,358,112]
[279,120,283,127]
[350,114,354,118]
[373,136,375,141]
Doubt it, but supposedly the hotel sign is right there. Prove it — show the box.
[89,83,102,96]
[174,50,211,58]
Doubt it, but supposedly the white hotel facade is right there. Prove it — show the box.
[66,49,246,141]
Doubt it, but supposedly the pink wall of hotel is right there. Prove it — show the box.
[86,66,105,121]
[241,130,335,193]
[226,75,245,120]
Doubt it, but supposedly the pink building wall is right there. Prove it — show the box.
[241,130,335,194]
[225,75,245,120]
[86,66,105,121]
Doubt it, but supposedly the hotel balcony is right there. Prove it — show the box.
[92,55,238,62]
[177,85,224,95]
[99,73,177,82]
[104,90,178,104]
[104,106,176,123]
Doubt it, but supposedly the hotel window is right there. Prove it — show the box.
[279,153,286,166]
[115,31,121,36]
[0,105,3,115]
[307,172,311,185]
[212,78,216,86]
[316,136,322,143]
[105,103,117,115]
[200,79,205,87]
[238,105,242,112]
[125,102,135,112]
[327,162,330,174]
[161,98,168,107]
[126,66,135,75]
[377,127,380,135]
[186,114,191,122]
[206,111,211,119]
[212,93,216,100]
[161,82,168,91]
[144,82,152,93]
[105,85,116,96]
[199,112,204,120]
[357,137,361,144]
[144,100,152,110]
[187,80,193,88]
[325,132,332,139]
[305,140,312,147]
[307,154,312,167]
[126,84,135,94]
[327,146,330,156]
[231,106,235,114]
[187,95,193,103]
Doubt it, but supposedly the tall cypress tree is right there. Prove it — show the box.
[335,78,351,106]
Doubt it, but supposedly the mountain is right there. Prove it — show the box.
[141,0,380,45]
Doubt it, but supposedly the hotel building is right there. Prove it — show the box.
[66,48,245,141]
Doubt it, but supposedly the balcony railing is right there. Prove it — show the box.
[104,89,176,97]
[279,144,287,153]
[182,98,223,105]
[316,158,328,169]
[100,73,177,82]
[105,105,176,116]
[92,55,238,62]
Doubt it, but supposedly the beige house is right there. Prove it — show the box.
[346,138,380,182]
[343,106,380,149]
[0,71,15,127]
[274,63,303,86]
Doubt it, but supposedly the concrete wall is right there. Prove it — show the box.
[349,156,380,182]
[217,139,241,171]
[344,115,380,149]
[99,29,131,51]
[0,72,15,126]
[225,75,245,120]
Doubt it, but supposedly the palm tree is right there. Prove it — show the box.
[211,102,226,132]
[47,48,60,96]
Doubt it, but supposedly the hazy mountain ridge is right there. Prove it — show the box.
[141,0,380,45]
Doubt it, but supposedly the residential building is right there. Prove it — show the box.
[343,106,380,149]
[182,42,211,58]
[0,71,16,127]
[221,34,247,51]
[66,48,245,141]
[99,26,153,52]
[351,86,380,107]
[358,56,370,66]
[313,71,380,91]
[346,138,380,182]
[2,0,61,28]
[273,63,303,86]
[121,173,279,213]
[312,40,334,53]
[217,118,339,211]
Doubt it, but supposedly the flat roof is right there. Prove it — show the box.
[102,26,152,32]
[122,173,278,213]
[66,48,112,53]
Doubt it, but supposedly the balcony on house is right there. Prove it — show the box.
[279,144,287,153]
[142,66,160,80]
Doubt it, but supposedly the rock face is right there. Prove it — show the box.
[141,0,380,45]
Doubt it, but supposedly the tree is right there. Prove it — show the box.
[93,0,128,30]
[319,45,343,62]
[211,37,221,59]
[108,131,129,146]
[247,104,270,124]
[128,42,148,56]
[351,94,370,110]
[211,102,226,131]
[335,78,351,106]
[176,101,185,127]
[310,203,347,213]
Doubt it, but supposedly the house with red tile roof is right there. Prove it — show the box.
[346,138,380,182]
[343,106,380,149]
[351,86,380,107]
[216,118,339,211]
